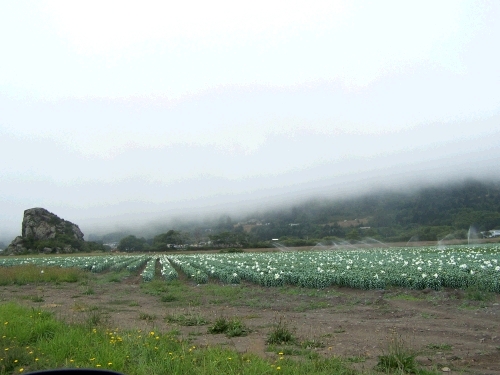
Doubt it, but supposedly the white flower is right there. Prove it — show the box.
[422,273,427,278]
[433,273,438,278]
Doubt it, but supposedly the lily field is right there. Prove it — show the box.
[1,245,499,292]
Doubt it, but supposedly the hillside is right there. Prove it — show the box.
[92,179,500,249]
[243,179,500,243]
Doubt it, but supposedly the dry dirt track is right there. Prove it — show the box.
[2,273,500,375]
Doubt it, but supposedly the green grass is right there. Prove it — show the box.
[82,287,95,295]
[208,316,250,337]
[1,302,357,375]
[165,312,209,326]
[101,270,131,283]
[0,265,85,285]
[300,339,325,349]
[267,318,295,345]
[420,312,435,319]
[140,279,169,296]
[375,334,441,374]
[160,294,178,302]
[138,313,156,321]
[142,279,203,305]
[266,344,319,359]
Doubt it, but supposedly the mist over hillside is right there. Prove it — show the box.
[83,178,500,247]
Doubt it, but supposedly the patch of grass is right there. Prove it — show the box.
[376,334,418,374]
[204,283,244,300]
[346,356,366,363]
[85,309,105,328]
[165,312,208,326]
[293,301,329,312]
[267,318,295,345]
[425,343,453,351]
[207,316,250,337]
[243,314,261,319]
[108,299,133,305]
[105,274,124,283]
[31,295,45,303]
[139,313,156,321]
[161,294,178,302]
[387,293,423,301]
[141,279,169,295]
[82,287,95,295]
[267,344,318,359]
[143,279,205,306]
[420,312,435,319]
[300,339,325,349]
[128,301,140,307]
[0,265,85,285]
[245,297,273,309]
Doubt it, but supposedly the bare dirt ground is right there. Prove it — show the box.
[2,272,499,374]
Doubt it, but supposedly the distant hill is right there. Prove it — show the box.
[244,179,500,243]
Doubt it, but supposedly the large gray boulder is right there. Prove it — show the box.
[22,207,84,241]
[3,208,85,255]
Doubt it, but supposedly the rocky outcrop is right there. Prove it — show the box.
[3,208,85,255]
[21,208,84,241]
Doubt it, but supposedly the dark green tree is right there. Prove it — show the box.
[153,230,187,250]
[117,235,147,252]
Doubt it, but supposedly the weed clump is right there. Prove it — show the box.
[208,316,249,337]
[267,318,295,345]
[376,334,418,373]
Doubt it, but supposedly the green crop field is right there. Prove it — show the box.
[1,244,499,292]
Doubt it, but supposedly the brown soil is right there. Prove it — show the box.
[2,274,499,374]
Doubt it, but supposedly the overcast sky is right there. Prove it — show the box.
[1,1,499,240]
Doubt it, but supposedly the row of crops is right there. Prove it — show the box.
[1,245,499,291]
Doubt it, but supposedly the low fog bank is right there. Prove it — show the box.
[83,174,499,243]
